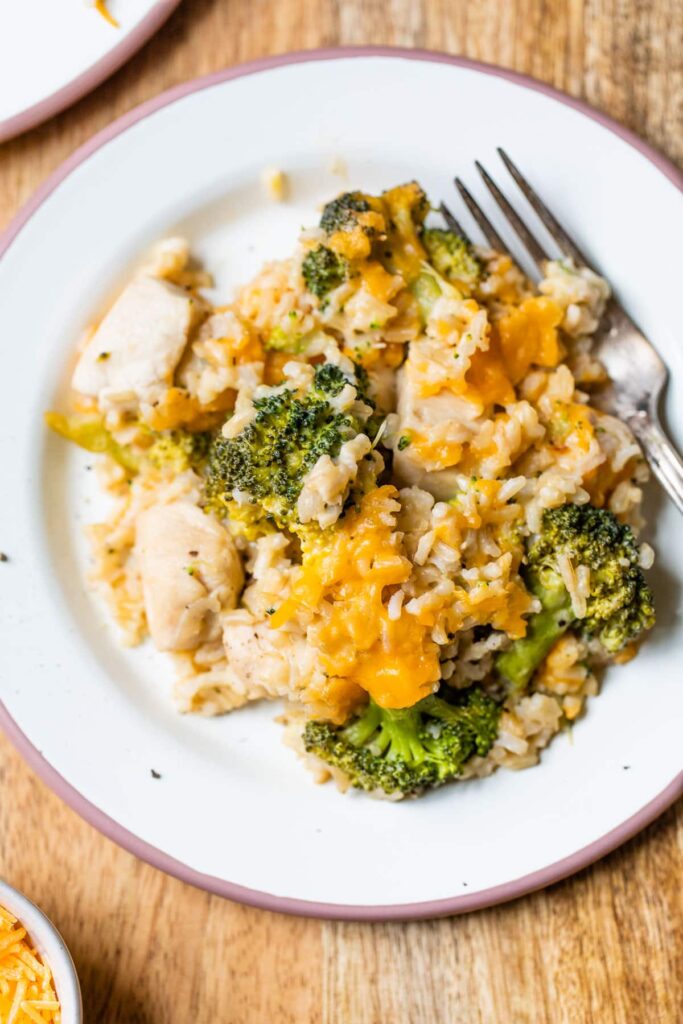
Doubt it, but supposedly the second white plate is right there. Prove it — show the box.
[0,0,182,142]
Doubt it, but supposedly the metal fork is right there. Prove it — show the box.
[441,148,683,516]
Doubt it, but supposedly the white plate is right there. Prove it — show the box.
[0,49,681,920]
[0,0,181,143]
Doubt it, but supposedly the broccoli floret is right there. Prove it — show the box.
[409,259,476,324]
[311,361,348,397]
[422,228,482,286]
[147,429,213,472]
[265,326,303,353]
[303,688,501,796]
[382,181,430,235]
[380,181,430,282]
[220,499,275,541]
[319,183,431,278]
[320,191,373,234]
[496,503,655,690]
[301,245,349,300]
[204,363,372,526]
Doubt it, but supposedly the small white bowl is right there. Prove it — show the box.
[0,878,82,1022]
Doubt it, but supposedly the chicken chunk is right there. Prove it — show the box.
[72,276,203,411]
[392,366,482,500]
[221,610,321,703]
[137,502,243,651]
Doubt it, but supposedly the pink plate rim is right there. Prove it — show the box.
[0,0,183,145]
[0,46,681,921]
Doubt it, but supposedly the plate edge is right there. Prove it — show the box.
[0,0,183,144]
[1,696,680,920]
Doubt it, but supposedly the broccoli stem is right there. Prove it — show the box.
[343,701,382,746]
[344,704,426,763]
[496,590,574,691]
[409,272,442,322]
[45,411,139,475]
[382,707,428,763]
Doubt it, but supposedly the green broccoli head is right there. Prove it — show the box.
[496,503,656,690]
[531,503,655,650]
[319,191,373,234]
[422,228,482,287]
[303,688,501,796]
[147,429,213,473]
[301,245,349,301]
[204,362,374,527]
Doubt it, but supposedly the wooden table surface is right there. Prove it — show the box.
[1,2,681,1021]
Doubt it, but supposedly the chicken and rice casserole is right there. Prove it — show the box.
[48,182,656,798]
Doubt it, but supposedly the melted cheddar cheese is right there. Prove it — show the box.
[463,338,515,407]
[497,297,563,383]
[271,486,441,709]
[144,386,235,431]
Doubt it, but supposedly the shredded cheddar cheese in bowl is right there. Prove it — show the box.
[0,905,61,1023]
[46,180,656,799]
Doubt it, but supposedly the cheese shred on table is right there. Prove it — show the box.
[0,905,61,1024]
[94,0,119,28]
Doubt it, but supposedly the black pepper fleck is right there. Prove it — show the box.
[151,769,162,779]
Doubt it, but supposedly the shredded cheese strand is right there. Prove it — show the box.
[94,0,120,28]
[0,906,61,1023]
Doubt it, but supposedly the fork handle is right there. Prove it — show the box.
[627,410,683,516]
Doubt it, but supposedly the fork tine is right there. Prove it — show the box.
[497,148,590,267]
[438,201,471,244]
[475,160,550,271]
[454,177,510,255]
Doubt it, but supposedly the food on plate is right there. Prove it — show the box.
[0,905,61,1022]
[261,167,289,202]
[47,183,656,798]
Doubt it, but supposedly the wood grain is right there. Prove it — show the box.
[1,1,682,1021]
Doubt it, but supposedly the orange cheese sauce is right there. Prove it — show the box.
[271,486,441,709]
[360,261,403,303]
[144,386,236,432]
[545,400,596,456]
[146,330,263,430]
[497,297,563,383]
[463,337,515,407]
[409,434,463,468]
[271,484,534,711]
